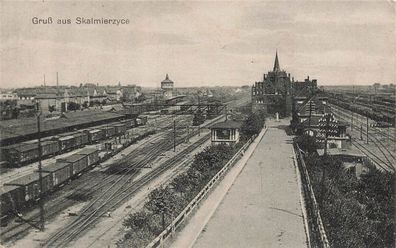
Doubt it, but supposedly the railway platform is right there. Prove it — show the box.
[171,118,308,248]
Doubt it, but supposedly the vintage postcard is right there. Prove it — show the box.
[0,1,395,248]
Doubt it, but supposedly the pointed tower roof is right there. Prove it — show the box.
[161,73,174,84]
[273,51,280,72]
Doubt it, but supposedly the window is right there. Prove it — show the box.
[216,129,231,140]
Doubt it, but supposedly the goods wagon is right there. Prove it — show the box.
[57,135,78,151]
[67,131,89,147]
[76,148,100,166]
[114,123,127,135]
[41,162,72,187]
[57,154,88,176]
[99,125,116,138]
[120,119,134,129]
[85,128,105,143]
[5,172,52,202]
[1,143,39,166]
[135,116,148,126]
[41,140,60,157]
[0,185,24,217]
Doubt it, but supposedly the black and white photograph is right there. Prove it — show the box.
[0,1,395,248]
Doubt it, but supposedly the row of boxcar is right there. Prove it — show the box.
[1,117,147,167]
[0,124,154,220]
[0,148,100,218]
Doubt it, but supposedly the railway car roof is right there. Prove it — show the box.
[5,172,50,186]
[41,162,70,172]
[76,148,98,155]
[0,185,20,195]
[57,153,86,163]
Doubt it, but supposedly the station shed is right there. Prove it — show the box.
[317,147,369,178]
[210,120,242,145]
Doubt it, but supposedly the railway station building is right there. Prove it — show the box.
[251,52,293,117]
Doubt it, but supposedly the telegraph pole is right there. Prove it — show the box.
[366,115,369,144]
[323,114,330,156]
[173,119,176,152]
[308,101,312,128]
[360,124,363,140]
[36,102,45,231]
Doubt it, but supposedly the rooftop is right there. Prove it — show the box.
[210,120,243,129]
[0,110,124,143]
[5,172,50,186]
[41,162,70,172]
[317,147,366,157]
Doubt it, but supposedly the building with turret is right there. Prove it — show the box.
[161,74,174,99]
[251,52,293,116]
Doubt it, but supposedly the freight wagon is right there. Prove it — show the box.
[41,162,72,187]
[41,140,60,157]
[67,131,89,147]
[57,154,88,176]
[1,143,39,166]
[57,135,78,151]
[99,125,116,138]
[135,116,148,126]
[85,128,105,143]
[76,148,100,166]
[5,172,52,202]
[114,123,127,135]
[120,119,134,129]
[0,185,24,217]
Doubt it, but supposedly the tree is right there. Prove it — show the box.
[67,102,80,111]
[144,187,178,231]
[295,134,318,154]
[123,211,150,232]
[241,111,266,139]
[171,173,191,196]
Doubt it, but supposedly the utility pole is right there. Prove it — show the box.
[323,114,330,156]
[360,124,363,140]
[366,115,369,144]
[308,101,312,128]
[225,105,228,121]
[36,102,45,231]
[173,119,176,152]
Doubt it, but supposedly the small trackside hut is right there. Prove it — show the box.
[210,120,242,145]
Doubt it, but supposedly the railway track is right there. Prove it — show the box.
[0,116,191,243]
[330,104,396,142]
[329,104,396,172]
[44,132,211,248]
[42,114,222,247]
[0,132,169,243]
[1,98,247,246]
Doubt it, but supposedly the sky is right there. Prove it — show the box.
[1,0,395,88]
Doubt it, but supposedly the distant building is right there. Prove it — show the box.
[0,92,18,101]
[161,74,174,99]
[210,120,242,145]
[291,95,329,127]
[251,52,292,116]
[296,114,350,149]
[317,147,369,179]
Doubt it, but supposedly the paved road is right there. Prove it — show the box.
[191,119,307,248]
